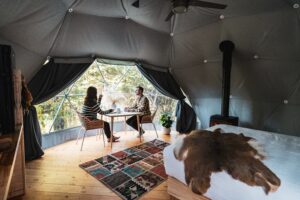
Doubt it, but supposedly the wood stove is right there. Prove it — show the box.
[210,40,239,127]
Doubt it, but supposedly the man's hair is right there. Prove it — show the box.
[137,86,144,93]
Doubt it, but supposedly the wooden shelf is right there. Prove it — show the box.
[0,126,25,200]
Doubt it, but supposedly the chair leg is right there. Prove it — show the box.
[80,130,87,151]
[101,129,105,147]
[152,123,158,138]
[139,124,143,142]
[96,129,99,141]
[76,127,83,144]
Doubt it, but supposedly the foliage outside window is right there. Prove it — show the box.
[36,60,177,134]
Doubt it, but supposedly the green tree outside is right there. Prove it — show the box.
[36,60,177,134]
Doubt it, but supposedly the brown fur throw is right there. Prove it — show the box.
[173,129,281,195]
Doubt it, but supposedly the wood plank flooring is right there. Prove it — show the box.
[14,131,177,200]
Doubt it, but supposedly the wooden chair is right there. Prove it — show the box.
[76,112,106,151]
[140,107,159,138]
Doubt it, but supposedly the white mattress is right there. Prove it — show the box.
[163,125,300,200]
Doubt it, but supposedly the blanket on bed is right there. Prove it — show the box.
[173,129,281,195]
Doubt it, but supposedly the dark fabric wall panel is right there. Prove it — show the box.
[73,0,126,18]
[0,0,66,56]
[192,97,300,137]
[51,13,170,67]
[173,64,222,99]
[172,23,222,68]
[221,10,300,60]
[0,45,15,134]
[123,0,171,33]
[230,59,300,101]
[191,98,221,128]
[0,36,47,81]
[262,105,300,136]
[230,99,300,136]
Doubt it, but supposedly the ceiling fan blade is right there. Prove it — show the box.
[189,0,227,9]
[132,0,140,8]
[165,11,174,21]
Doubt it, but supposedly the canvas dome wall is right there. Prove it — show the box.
[0,0,299,136]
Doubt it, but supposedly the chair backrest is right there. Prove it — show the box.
[76,111,105,130]
[140,107,158,124]
[151,107,158,120]
[76,111,88,128]
[70,100,104,130]
[68,100,88,128]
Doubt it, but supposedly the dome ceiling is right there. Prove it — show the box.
[0,0,299,135]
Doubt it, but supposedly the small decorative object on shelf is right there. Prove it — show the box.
[159,112,173,135]
[13,69,23,127]
[0,137,13,153]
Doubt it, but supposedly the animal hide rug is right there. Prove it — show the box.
[173,129,281,195]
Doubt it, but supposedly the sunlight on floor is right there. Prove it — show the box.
[21,131,178,200]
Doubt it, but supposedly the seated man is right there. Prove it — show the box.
[125,86,151,136]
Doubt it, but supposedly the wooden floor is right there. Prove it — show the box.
[15,131,177,200]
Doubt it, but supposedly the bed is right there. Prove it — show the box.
[163,124,300,200]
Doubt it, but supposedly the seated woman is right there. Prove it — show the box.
[82,86,120,142]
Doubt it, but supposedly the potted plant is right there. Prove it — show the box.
[159,112,173,135]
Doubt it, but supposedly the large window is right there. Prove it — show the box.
[36,60,177,134]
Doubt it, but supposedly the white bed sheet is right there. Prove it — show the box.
[163,125,300,200]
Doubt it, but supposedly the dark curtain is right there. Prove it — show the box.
[23,106,43,160]
[30,58,93,104]
[0,45,15,134]
[137,63,197,133]
[23,58,93,160]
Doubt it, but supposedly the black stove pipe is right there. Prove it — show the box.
[219,40,235,118]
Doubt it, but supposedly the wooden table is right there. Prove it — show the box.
[105,112,143,148]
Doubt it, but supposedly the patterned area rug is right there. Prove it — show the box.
[79,139,170,200]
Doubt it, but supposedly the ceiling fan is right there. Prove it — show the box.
[131,0,227,21]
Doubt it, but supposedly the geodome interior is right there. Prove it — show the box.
[1,0,299,135]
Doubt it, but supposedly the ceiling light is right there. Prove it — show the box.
[253,54,259,59]
[173,0,188,13]
[173,6,187,13]
[219,15,225,19]
[68,8,73,13]
[43,56,50,65]
[293,3,299,9]
[170,33,174,37]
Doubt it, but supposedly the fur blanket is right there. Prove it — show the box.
[173,129,281,195]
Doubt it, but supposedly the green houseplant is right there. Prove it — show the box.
[159,112,173,135]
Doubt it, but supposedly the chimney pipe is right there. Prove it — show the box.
[219,40,235,117]
[209,41,238,127]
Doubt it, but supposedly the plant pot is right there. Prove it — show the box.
[163,127,171,135]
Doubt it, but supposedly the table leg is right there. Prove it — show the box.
[137,115,141,142]
[110,116,114,148]
[124,116,127,133]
